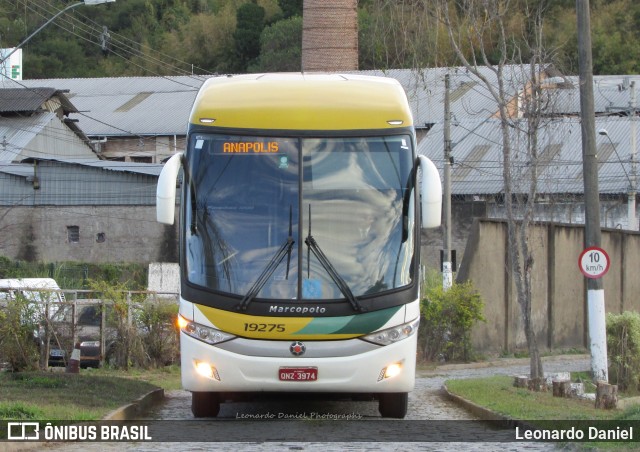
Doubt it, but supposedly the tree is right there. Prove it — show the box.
[163,5,237,73]
[234,0,266,72]
[437,0,559,382]
[358,0,455,69]
[249,16,302,72]
[278,0,302,18]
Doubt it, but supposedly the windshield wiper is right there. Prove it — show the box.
[237,205,295,311]
[304,205,364,312]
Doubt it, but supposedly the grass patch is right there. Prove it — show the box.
[84,364,182,391]
[0,366,180,420]
[445,375,615,420]
[0,402,44,420]
[446,375,640,449]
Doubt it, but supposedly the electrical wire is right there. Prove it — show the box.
[11,0,215,85]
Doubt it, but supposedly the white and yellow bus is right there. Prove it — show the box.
[156,73,442,418]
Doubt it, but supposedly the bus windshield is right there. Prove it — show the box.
[184,134,416,302]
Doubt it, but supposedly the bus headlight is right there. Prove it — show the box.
[361,318,420,346]
[179,315,235,345]
[378,361,404,381]
[195,361,221,381]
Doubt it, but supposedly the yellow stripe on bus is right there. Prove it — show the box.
[197,305,361,340]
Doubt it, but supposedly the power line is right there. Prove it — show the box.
[12,0,215,84]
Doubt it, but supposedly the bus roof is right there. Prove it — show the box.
[189,73,414,131]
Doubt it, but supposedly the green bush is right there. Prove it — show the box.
[137,299,179,368]
[607,311,640,392]
[420,273,485,363]
[0,296,40,371]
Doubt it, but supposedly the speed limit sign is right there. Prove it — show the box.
[578,247,610,279]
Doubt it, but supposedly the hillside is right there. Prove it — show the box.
[0,0,638,79]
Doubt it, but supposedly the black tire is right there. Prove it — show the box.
[191,392,220,418]
[378,392,408,418]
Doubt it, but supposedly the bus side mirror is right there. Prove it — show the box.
[418,155,442,229]
[157,152,183,225]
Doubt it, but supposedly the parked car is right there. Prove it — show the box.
[74,303,117,368]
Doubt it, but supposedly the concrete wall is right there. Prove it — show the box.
[457,219,640,353]
[421,200,488,273]
[0,206,177,264]
[147,262,180,294]
[422,198,633,278]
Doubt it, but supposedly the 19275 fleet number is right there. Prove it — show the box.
[243,323,286,332]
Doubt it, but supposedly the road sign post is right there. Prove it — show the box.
[579,247,610,279]
[578,246,610,385]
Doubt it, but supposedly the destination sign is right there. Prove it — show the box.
[223,141,279,153]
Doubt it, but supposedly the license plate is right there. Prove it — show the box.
[279,367,318,381]
[50,349,65,357]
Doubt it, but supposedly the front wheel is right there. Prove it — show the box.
[191,391,220,418]
[378,392,408,418]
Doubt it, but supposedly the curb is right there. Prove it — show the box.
[103,388,165,420]
[441,383,508,421]
[2,389,164,452]
[441,384,544,440]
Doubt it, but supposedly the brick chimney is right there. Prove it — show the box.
[302,0,358,71]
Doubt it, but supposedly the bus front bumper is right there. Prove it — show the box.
[180,332,417,394]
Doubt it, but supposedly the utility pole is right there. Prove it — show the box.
[443,74,453,290]
[0,0,115,66]
[629,81,638,231]
[576,0,608,382]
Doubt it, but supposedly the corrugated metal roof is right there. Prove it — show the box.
[0,87,77,114]
[22,158,163,177]
[4,76,210,136]
[4,69,630,140]
[3,68,542,137]
[545,75,640,116]
[352,66,546,127]
[0,113,51,162]
[0,159,162,178]
[418,116,637,195]
[2,70,636,139]
[0,87,56,113]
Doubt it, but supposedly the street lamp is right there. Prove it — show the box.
[0,0,115,66]
[598,128,638,230]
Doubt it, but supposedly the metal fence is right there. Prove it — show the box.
[0,289,179,370]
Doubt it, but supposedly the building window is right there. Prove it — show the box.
[67,226,80,243]
[131,156,152,163]
[96,232,106,243]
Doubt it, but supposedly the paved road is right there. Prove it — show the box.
[38,355,590,451]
